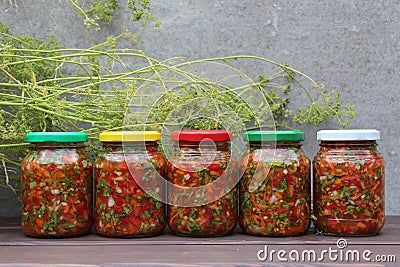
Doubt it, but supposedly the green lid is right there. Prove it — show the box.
[245,130,305,142]
[26,132,88,143]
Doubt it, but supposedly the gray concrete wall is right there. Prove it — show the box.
[1,0,399,216]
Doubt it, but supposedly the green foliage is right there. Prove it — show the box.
[86,0,119,23]
[128,0,152,21]
[72,0,160,33]
[0,21,63,148]
[0,21,61,84]
[144,83,257,131]
[258,74,291,128]
[294,87,356,128]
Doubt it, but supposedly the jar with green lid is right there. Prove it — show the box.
[313,129,385,236]
[94,131,166,237]
[21,132,93,237]
[166,130,238,237]
[239,130,311,236]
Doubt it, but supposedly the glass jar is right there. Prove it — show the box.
[239,130,311,236]
[167,130,238,237]
[21,132,93,237]
[94,131,166,237]
[313,129,385,236]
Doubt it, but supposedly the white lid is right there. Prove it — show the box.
[317,129,380,141]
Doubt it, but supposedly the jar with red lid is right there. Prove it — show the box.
[313,129,385,236]
[94,131,166,237]
[239,130,311,236]
[21,132,93,237]
[166,130,238,236]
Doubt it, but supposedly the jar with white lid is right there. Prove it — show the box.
[313,129,384,236]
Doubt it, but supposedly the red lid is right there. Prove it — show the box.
[171,130,232,142]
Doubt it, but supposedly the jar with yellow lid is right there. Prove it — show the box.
[94,131,166,237]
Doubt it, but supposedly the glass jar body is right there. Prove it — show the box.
[167,141,238,237]
[21,142,93,237]
[239,141,311,236]
[313,141,385,236]
[94,142,166,237]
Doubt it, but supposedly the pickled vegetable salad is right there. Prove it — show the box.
[240,144,310,236]
[167,157,238,236]
[94,151,165,236]
[313,143,384,235]
[22,147,93,237]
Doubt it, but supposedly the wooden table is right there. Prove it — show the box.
[0,217,399,266]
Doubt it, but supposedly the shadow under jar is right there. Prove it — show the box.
[239,130,311,236]
[21,132,93,238]
[313,129,385,236]
[167,130,238,237]
[94,131,166,237]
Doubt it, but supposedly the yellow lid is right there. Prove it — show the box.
[99,131,161,142]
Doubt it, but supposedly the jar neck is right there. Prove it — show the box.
[250,141,302,149]
[319,140,377,149]
[102,141,159,153]
[32,142,85,149]
[174,141,230,151]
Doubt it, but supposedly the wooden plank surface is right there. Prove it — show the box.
[0,217,399,266]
